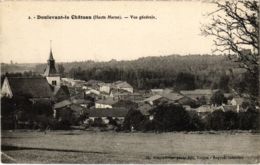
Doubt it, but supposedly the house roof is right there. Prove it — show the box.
[70,104,84,112]
[110,88,131,95]
[72,99,92,104]
[95,98,118,105]
[53,85,70,96]
[232,97,244,105]
[86,80,104,86]
[112,100,138,109]
[195,105,212,113]
[180,89,215,96]
[7,77,53,98]
[143,95,163,102]
[222,105,237,112]
[113,81,133,89]
[151,89,163,92]
[54,99,72,109]
[85,89,100,95]
[98,82,112,87]
[138,104,153,116]
[160,92,184,101]
[86,108,129,117]
[151,88,172,94]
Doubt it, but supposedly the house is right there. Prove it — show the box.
[151,88,172,95]
[53,85,70,102]
[177,96,198,107]
[151,89,163,94]
[112,100,138,110]
[195,105,213,118]
[230,97,245,112]
[1,77,53,101]
[54,99,72,109]
[113,81,133,93]
[99,83,112,94]
[230,97,244,106]
[85,80,104,90]
[138,103,154,120]
[71,98,93,108]
[61,78,75,86]
[61,78,86,87]
[85,108,129,124]
[54,101,85,125]
[71,80,86,88]
[85,88,100,95]
[124,92,144,102]
[110,88,131,100]
[95,98,118,109]
[221,105,238,112]
[180,89,216,104]
[143,95,168,106]
[160,92,184,102]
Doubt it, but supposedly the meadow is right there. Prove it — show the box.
[1,130,260,163]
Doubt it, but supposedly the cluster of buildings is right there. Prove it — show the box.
[1,48,252,127]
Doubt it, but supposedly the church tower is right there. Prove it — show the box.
[43,41,61,87]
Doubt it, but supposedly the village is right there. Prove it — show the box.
[1,48,256,131]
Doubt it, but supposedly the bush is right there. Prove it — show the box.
[187,110,205,131]
[204,110,254,130]
[91,118,106,127]
[123,109,146,131]
[152,103,191,131]
[210,90,227,106]
[223,110,238,130]
[238,111,259,130]
[205,110,225,130]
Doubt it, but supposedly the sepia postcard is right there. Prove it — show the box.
[0,0,259,164]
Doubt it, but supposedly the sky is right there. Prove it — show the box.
[0,1,217,63]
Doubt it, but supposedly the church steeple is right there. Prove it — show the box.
[49,40,54,61]
[43,41,57,76]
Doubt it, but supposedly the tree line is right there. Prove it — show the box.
[2,54,258,99]
[123,103,260,132]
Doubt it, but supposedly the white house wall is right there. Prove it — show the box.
[1,78,13,98]
[95,103,113,109]
[46,76,61,86]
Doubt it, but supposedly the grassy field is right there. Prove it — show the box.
[1,130,260,163]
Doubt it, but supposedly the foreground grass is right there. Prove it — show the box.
[1,130,260,163]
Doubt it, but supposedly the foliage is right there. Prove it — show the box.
[201,1,259,74]
[205,110,227,130]
[218,74,230,92]
[187,110,205,131]
[30,55,238,90]
[1,97,16,129]
[175,72,195,90]
[91,118,107,127]
[151,103,191,131]
[123,109,146,131]
[201,1,259,99]
[57,64,65,77]
[237,110,259,130]
[210,90,227,106]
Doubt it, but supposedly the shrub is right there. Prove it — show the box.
[210,90,227,106]
[238,111,259,130]
[205,110,225,130]
[123,109,146,131]
[187,110,205,131]
[152,103,191,131]
[223,110,238,130]
[91,118,106,127]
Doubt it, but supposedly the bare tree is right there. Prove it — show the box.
[201,1,259,74]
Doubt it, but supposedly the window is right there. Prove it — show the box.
[52,80,57,85]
